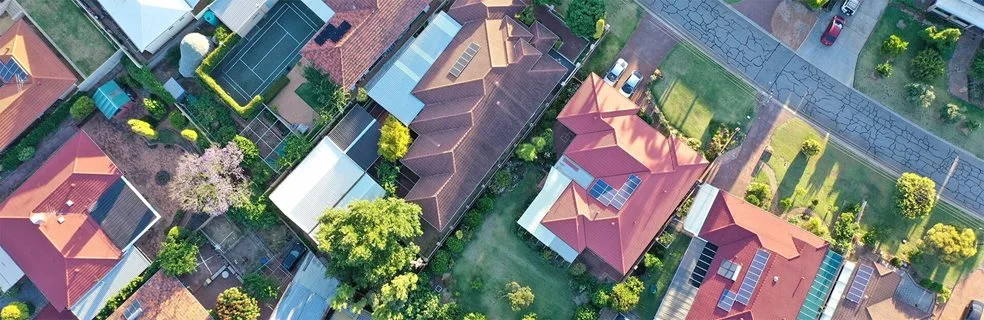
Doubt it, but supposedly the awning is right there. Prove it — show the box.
[516,166,580,262]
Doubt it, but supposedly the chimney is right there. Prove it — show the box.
[29,213,45,225]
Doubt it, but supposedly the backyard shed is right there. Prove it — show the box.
[94,80,132,119]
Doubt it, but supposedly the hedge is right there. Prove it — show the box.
[195,34,263,117]
[262,75,290,101]
[92,263,160,320]
[0,94,74,171]
[122,59,175,105]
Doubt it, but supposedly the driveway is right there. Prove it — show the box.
[613,16,677,102]
[940,268,984,320]
[796,0,887,86]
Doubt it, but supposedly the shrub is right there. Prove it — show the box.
[593,19,605,39]
[378,116,411,162]
[278,135,311,169]
[704,126,735,160]
[574,306,599,320]
[143,98,167,120]
[966,119,981,132]
[920,26,961,50]
[906,83,936,108]
[831,212,861,255]
[910,49,945,82]
[243,273,279,302]
[569,262,587,277]
[228,197,279,230]
[70,96,96,120]
[610,276,644,312]
[474,196,494,213]
[168,110,188,128]
[940,103,965,123]
[195,34,263,117]
[446,235,465,254]
[938,287,952,303]
[515,5,535,26]
[216,287,260,320]
[489,169,512,193]
[802,216,831,239]
[355,87,368,103]
[890,257,903,267]
[644,253,663,270]
[127,119,158,140]
[780,197,795,211]
[1,302,28,320]
[233,135,260,163]
[522,313,536,320]
[801,0,830,9]
[876,62,893,78]
[566,0,606,38]
[515,143,537,162]
[895,172,937,219]
[973,52,984,78]
[0,96,72,171]
[429,250,452,274]
[880,35,909,57]
[122,59,175,105]
[745,183,771,209]
[924,223,978,263]
[503,282,535,311]
[377,161,400,196]
[463,210,483,230]
[157,226,199,276]
[14,146,33,162]
[801,138,822,156]
[214,25,233,43]
[181,129,199,142]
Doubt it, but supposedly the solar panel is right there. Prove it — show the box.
[846,265,874,303]
[611,174,641,209]
[588,180,612,198]
[736,249,771,305]
[689,242,718,287]
[449,42,480,78]
[313,21,352,45]
[0,58,28,83]
[717,289,737,311]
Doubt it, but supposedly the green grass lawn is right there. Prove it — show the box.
[294,82,319,109]
[651,44,758,144]
[854,6,984,158]
[450,168,577,319]
[637,231,691,320]
[758,118,984,286]
[18,0,116,76]
[570,0,644,78]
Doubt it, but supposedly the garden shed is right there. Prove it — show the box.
[93,80,132,119]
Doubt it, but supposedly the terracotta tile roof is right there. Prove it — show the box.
[0,132,124,311]
[832,262,931,320]
[108,270,211,320]
[0,19,78,151]
[401,0,567,231]
[688,191,831,320]
[539,73,708,275]
[300,0,429,88]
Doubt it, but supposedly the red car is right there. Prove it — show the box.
[821,16,845,46]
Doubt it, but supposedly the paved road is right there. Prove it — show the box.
[796,0,886,85]
[637,0,984,215]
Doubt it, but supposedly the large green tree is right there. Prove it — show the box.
[502,282,535,312]
[378,116,412,162]
[924,223,978,264]
[566,0,606,38]
[610,276,644,312]
[215,287,260,320]
[895,173,937,219]
[157,226,199,276]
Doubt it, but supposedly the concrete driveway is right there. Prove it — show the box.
[940,268,984,320]
[796,0,887,85]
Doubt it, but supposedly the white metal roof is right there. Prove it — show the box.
[97,0,192,51]
[272,254,339,320]
[300,0,334,22]
[934,0,984,28]
[682,184,719,235]
[366,11,462,124]
[0,246,23,292]
[71,249,151,320]
[209,0,270,35]
[270,136,384,234]
[517,166,580,262]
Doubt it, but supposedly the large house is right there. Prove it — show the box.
[656,185,847,320]
[0,19,78,152]
[94,0,195,54]
[517,73,708,278]
[0,132,160,320]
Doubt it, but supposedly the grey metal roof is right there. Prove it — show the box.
[90,178,158,250]
[272,254,338,320]
[70,249,151,320]
[329,107,380,171]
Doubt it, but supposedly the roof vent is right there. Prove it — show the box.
[718,260,741,281]
[66,200,74,207]
[773,276,779,283]
[29,213,45,225]
[57,216,65,224]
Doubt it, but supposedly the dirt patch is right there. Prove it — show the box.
[772,0,819,50]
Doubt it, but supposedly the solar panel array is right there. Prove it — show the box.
[736,249,771,305]
[611,175,641,209]
[846,264,874,303]
[313,21,352,45]
[717,289,738,312]
[689,242,718,287]
[588,180,615,203]
[448,42,480,78]
[0,58,27,83]
[588,175,643,209]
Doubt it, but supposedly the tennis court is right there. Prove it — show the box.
[214,1,322,104]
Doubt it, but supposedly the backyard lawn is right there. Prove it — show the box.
[450,168,577,319]
[757,118,984,286]
[854,6,984,158]
[637,231,691,320]
[555,0,643,78]
[18,0,116,76]
[651,44,758,144]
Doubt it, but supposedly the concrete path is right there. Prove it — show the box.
[948,29,983,102]
[636,0,984,215]
[796,0,887,85]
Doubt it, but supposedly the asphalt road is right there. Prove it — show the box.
[796,0,887,85]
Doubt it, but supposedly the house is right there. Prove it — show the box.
[0,19,78,152]
[271,254,340,319]
[655,185,847,320]
[95,0,195,54]
[517,73,708,279]
[830,262,934,319]
[107,270,211,320]
[0,131,160,320]
[399,0,568,233]
[269,108,384,239]
[300,0,429,89]
[928,0,984,29]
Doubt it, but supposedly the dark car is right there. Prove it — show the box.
[280,241,308,271]
[821,16,845,46]
[965,300,984,320]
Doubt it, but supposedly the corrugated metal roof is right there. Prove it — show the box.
[96,0,191,51]
[94,80,131,119]
[0,246,22,292]
[70,249,151,320]
[328,107,382,171]
[209,0,270,35]
[272,254,339,319]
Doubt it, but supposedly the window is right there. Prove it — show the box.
[123,300,143,320]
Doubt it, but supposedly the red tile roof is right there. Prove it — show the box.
[689,191,831,320]
[401,0,567,231]
[300,0,429,88]
[0,132,124,311]
[540,73,708,275]
[108,270,211,320]
[0,19,78,151]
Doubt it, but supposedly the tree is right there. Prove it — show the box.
[522,313,537,320]
[566,0,606,38]
[880,34,909,57]
[402,283,459,320]
[644,253,663,270]
[463,313,488,320]
[70,96,96,120]
[905,83,936,108]
[924,223,978,263]
[515,5,536,26]
[910,49,945,82]
[610,276,644,312]
[745,183,771,209]
[377,161,400,196]
[876,62,893,78]
[940,103,965,123]
[502,282,534,311]
[317,198,422,307]
[169,143,250,215]
[801,216,831,239]
[157,226,199,276]
[378,116,412,162]
[705,126,735,160]
[278,135,312,168]
[515,143,537,162]
[372,273,419,319]
[242,273,279,302]
[0,302,28,320]
[574,306,599,320]
[831,212,861,254]
[143,97,168,120]
[895,172,937,219]
[215,287,260,320]
[127,119,158,140]
[920,26,961,50]
[801,138,822,157]
[593,19,605,39]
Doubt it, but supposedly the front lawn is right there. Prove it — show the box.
[651,44,758,144]
[450,167,577,319]
[854,6,984,157]
[565,0,644,77]
[637,231,691,319]
[757,118,984,286]
[18,0,116,76]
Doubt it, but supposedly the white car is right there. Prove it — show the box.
[841,0,861,16]
[604,58,628,86]
[620,71,642,97]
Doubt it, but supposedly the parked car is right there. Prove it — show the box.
[841,0,862,16]
[620,71,642,97]
[280,241,308,271]
[821,16,845,46]
[604,58,628,86]
[964,300,984,320]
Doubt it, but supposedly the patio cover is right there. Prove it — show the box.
[0,246,23,292]
[517,166,580,262]
[272,254,339,319]
[94,80,131,119]
[366,11,462,124]
[97,0,193,52]
[682,184,720,235]
[300,0,334,22]
[269,136,384,234]
[934,0,984,28]
[209,0,275,36]
[70,249,151,320]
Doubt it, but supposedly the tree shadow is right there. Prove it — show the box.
[775,152,809,202]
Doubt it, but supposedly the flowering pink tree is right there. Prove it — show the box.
[169,143,251,215]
